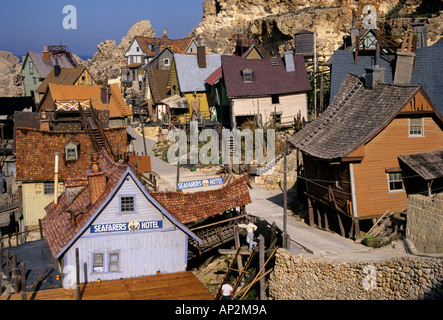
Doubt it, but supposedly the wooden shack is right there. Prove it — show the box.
[289,73,443,238]
[41,150,200,288]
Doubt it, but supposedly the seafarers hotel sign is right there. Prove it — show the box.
[90,220,163,234]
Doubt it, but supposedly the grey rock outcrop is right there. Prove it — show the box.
[85,20,155,82]
[0,51,24,97]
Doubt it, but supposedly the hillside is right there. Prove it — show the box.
[190,0,443,60]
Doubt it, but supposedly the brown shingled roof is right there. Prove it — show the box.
[38,83,132,118]
[35,67,94,94]
[289,74,423,160]
[135,36,195,56]
[150,175,252,225]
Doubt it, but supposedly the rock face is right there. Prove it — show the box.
[0,51,24,97]
[85,20,155,81]
[190,0,442,61]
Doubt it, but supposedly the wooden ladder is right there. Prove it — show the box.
[215,246,257,300]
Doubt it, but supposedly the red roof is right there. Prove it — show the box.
[221,55,311,97]
[150,175,252,225]
[205,66,223,86]
[42,150,127,257]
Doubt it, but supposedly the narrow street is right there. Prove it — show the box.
[126,125,413,262]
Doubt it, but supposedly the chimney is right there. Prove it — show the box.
[411,18,428,48]
[350,13,360,47]
[394,33,416,85]
[54,152,59,206]
[197,36,206,69]
[284,43,295,72]
[163,28,168,39]
[364,43,385,89]
[101,77,110,104]
[87,153,108,204]
[54,57,61,77]
[43,46,50,61]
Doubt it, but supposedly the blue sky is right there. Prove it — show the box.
[0,0,203,58]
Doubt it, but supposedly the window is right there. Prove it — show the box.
[271,94,280,104]
[388,172,404,192]
[242,68,253,83]
[333,166,343,189]
[409,118,424,136]
[164,58,170,67]
[120,196,135,212]
[93,253,104,273]
[65,142,79,161]
[270,111,282,124]
[129,56,134,64]
[136,47,140,52]
[109,252,119,272]
[29,61,34,74]
[44,182,54,195]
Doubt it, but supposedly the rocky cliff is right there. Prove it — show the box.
[83,20,155,81]
[0,51,24,97]
[190,0,442,60]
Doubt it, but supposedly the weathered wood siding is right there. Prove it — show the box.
[303,156,352,215]
[353,114,443,218]
[232,93,307,125]
[61,175,188,287]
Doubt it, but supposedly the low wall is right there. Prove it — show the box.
[406,193,443,253]
[268,249,443,300]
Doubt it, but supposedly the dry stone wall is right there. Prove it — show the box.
[406,193,443,254]
[268,249,443,300]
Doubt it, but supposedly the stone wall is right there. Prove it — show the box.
[406,193,443,254]
[268,249,443,300]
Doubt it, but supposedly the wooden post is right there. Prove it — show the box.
[308,197,314,227]
[12,253,19,294]
[283,140,289,249]
[38,219,44,240]
[20,262,26,300]
[75,248,80,300]
[5,249,10,278]
[234,227,243,271]
[258,235,266,300]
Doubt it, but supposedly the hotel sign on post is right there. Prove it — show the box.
[177,177,224,190]
[90,220,163,234]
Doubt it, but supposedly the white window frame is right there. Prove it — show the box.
[387,172,404,193]
[108,252,120,272]
[92,253,104,273]
[409,118,424,137]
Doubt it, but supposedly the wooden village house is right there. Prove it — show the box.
[35,65,97,102]
[122,31,196,92]
[41,150,201,288]
[37,82,132,127]
[205,49,311,129]
[19,46,78,103]
[167,43,223,125]
[289,70,443,239]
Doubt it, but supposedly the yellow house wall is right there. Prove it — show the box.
[185,92,212,116]
[75,70,96,86]
[22,182,65,227]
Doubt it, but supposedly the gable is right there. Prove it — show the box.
[89,173,175,232]
[124,37,146,57]
[401,89,439,114]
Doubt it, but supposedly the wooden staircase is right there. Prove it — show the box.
[80,107,116,160]
[108,85,128,117]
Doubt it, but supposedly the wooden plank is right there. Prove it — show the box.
[0,272,213,300]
